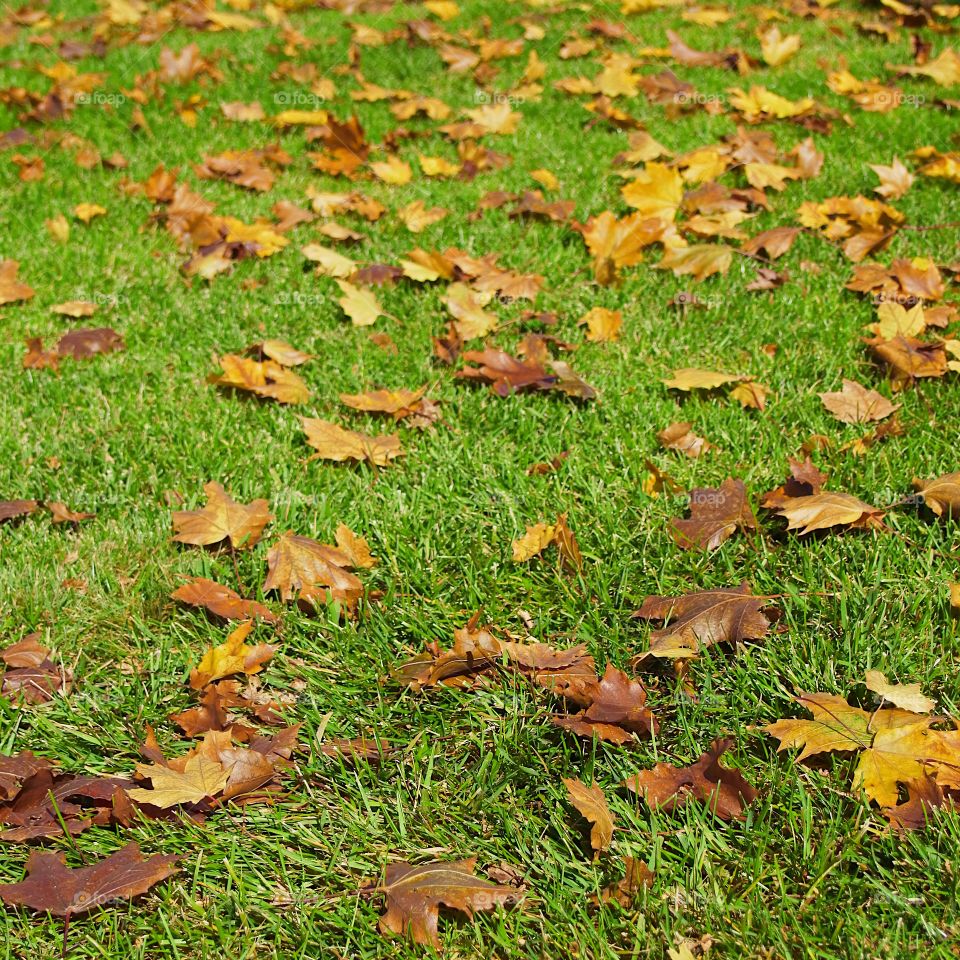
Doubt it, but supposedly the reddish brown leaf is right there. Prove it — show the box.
[0,842,178,916]
[171,577,277,623]
[377,858,520,948]
[669,478,756,550]
[622,737,758,821]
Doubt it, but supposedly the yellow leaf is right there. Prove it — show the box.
[190,620,277,688]
[370,155,413,185]
[336,280,383,326]
[128,754,230,808]
[74,203,107,223]
[578,307,622,343]
[512,522,556,562]
[302,244,356,278]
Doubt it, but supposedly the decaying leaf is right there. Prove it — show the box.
[623,738,758,821]
[633,583,777,662]
[189,620,277,689]
[172,482,272,550]
[563,777,614,852]
[376,858,520,948]
[0,843,178,916]
[301,418,403,467]
[171,578,277,623]
[669,478,756,551]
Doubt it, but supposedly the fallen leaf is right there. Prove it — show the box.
[172,482,272,550]
[376,859,520,948]
[0,843,177,916]
[563,778,614,852]
[623,738,758,821]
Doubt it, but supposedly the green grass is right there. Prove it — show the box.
[2,0,960,957]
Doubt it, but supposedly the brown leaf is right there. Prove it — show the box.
[768,491,885,535]
[883,777,960,832]
[55,327,125,359]
[0,842,177,916]
[632,583,776,661]
[320,736,391,765]
[868,335,947,387]
[0,260,35,305]
[622,737,758,821]
[819,379,900,424]
[171,482,272,550]
[0,500,38,523]
[563,777,614,852]
[263,531,363,605]
[596,856,654,906]
[912,471,960,517]
[377,858,520,948]
[301,418,403,466]
[741,226,801,259]
[171,577,278,622]
[669,478,756,551]
[657,422,715,458]
[47,502,95,524]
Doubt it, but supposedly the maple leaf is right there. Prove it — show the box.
[883,776,960,832]
[563,777,614,852]
[511,514,581,569]
[171,481,272,550]
[765,687,960,806]
[657,243,732,281]
[0,752,54,801]
[578,307,622,342]
[580,210,664,283]
[865,671,936,714]
[818,380,899,424]
[0,260,35,305]
[376,858,520,948]
[622,738,758,821]
[657,422,715,458]
[339,386,428,421]
[189,620,277,689]
[912,472,960,517]
[301,418,403,466]
[595,856,654,907]
[669,478,756,551]
[620,162,683,220]
[128,754,231,808]
[336,280,384,326]
[741,226,802,259]
[767,491,885,535]
[263,531,364,604]
[554,664,659,744]
[171,577,277,623]
[871,157,914,200]
[662,368,744,392]
[209,355,310,405]
[0,843,177,917]
[633,583,777,661]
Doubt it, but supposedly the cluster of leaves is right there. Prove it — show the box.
[3,0,960,950]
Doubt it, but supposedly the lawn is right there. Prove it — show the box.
[1,0,960,957]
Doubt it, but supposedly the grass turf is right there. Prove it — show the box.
[1,0,960,956]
